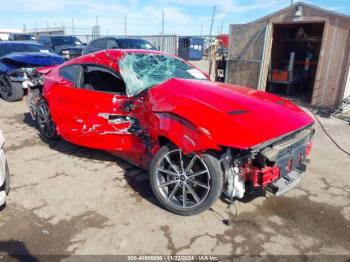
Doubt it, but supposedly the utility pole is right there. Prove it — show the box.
[209,7,216,37]
[124,13,127,36]
[200,24,203,36]
[221,21,223,34]
[161,10,165,51]
[208,6,216,77]
[23,24,26,33]
[72,18,75,35]
[46,20,49,29]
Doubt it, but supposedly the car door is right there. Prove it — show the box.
[71,64,147,158]
[47,64,90,145]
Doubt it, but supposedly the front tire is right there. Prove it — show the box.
[36,99,59,141]
[149,143,223,216]
[0,77,24,102]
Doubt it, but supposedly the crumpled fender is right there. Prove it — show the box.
[0,62,12,74]
[153,112,221,154]
[35,65,59,75]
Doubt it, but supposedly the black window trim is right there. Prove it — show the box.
[59,64,83,86]
[78,63,126,95]
[59,62,126,95]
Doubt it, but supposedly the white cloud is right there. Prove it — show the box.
[0,0,71,11]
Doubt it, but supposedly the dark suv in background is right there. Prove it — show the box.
[8,33,36,41]
[38,36,84,60]
[82,37,156,55]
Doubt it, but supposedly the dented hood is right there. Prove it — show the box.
[0,52,64,67]
[149,78,314,149]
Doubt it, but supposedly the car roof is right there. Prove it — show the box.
[91,37,150,42]
[63,49,176,70]
[0,41,43,46]
[39,35,77,38]
[104,49,173,57]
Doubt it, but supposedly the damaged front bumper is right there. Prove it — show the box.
[7,68,43,89]
[222,125,315,200]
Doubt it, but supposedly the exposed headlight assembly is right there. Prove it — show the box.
[62,50,70,59]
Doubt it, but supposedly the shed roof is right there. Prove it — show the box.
[252,1,350,23]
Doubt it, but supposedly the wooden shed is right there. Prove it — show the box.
[226,1,350,108]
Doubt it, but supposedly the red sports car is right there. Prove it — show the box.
[27,49,314,216]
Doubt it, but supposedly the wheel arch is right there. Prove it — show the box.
[153,113,221,155]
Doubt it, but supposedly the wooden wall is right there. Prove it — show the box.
[226,23,268,89]
[251,4,350,108]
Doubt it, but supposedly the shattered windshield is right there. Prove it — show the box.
[119,53,208,96]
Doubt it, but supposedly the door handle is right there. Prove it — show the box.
[97,113,133,125]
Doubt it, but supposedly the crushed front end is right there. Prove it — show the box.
[222,125,314,200]
[7,67,43,88]
[25,70,45,120]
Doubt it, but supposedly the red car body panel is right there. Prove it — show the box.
[149,78,313,149]
[41,49,314,169]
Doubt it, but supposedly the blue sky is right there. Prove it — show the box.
[0,0,350,36]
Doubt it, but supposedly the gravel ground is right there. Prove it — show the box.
[0,92,349,259]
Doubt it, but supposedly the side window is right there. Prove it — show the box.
[81,65,126,94]
[39,36,50,46]
[92,39,107,49]
[107,39,118,49]
[60,65,81,84]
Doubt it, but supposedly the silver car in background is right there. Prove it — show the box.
[0,128,10,207]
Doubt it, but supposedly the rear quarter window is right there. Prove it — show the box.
[60,65,81,83]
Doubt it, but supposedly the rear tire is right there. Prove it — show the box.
[149,143,223,216]
[36,99,60,141]
[0,78,24,102]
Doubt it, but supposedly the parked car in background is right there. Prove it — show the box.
[27,49,314,216]
[8,33,36,41]
[82,37,156,55]
[0,128,10,208]
[0,41,64,101]
[38,35,84,60]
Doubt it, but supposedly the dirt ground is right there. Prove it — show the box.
[0,93,349,259]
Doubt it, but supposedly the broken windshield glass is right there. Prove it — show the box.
[119,53,208,97]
